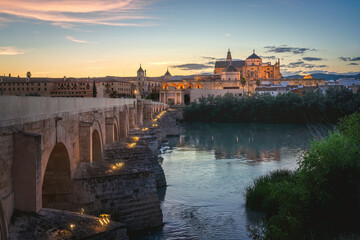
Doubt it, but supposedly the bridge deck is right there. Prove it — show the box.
[0,96,151,127]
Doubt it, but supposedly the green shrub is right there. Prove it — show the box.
[246,112,360,239]
[245,169,294,216]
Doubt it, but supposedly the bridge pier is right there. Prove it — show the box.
[13,132,42,213]
[0,199,8,240]
[137,100,144,126]
[143,100,153,124]
[119,106,129,139]
[105,117,117,144]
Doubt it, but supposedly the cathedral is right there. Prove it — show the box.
[159,49,283,105]
[215,49,282,80]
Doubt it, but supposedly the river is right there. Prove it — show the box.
[136,122,330,240]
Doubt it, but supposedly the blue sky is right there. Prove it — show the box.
[0,0,359,77]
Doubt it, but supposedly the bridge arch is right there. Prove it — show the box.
[113,116,119,141]
[92,129,102,162]
[90,120,104,162]
[42,142,72,210]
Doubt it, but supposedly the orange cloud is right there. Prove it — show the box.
[0,0,156,27]
[0,46,25,55]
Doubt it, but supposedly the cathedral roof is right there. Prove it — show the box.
[223,64,238,72]
[247,51,261,59]
[215,60,245,68]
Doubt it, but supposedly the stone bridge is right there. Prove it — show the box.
[0,96,167,239]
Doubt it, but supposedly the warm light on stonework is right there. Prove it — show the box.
[132,136,139,142]
[152,124,158,127]
[70,224,75,229]
[141,128,148,131]
[128,143,136,148]
[99,214,110,226]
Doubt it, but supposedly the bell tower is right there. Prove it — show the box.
[226,49,232,61]
[137,64,145,94]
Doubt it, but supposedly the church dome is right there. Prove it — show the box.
[247,50,261,59]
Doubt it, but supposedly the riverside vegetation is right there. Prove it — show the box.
[183,86,360,124]
[245,112,360,240]
[183,87,360,239]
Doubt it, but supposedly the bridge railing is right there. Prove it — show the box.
[0,96,137,127]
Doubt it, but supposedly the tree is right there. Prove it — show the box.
[109,91,118,98]
[92,79,97,98]
[256,79,261,87]
[240,77,247,96]
[26,71,31,79]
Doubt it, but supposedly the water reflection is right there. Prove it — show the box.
[178,122,325,162]
[135,123,330,240]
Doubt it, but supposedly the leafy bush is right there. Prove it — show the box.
[246,112,360,239]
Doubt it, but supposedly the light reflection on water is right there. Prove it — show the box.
[135,123,330,240]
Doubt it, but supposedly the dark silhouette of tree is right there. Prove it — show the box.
[240,77,246,95]
[109,91,118,98]
[92,79,97,97]
[26,71,31,79]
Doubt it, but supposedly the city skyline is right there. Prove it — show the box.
[0,0,359,77]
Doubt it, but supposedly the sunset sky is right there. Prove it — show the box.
[0,0,359,77]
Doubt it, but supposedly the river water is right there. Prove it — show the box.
[137,122,329,240]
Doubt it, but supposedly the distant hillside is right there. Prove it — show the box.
[284,73,360,81]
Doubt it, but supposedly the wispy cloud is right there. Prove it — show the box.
[149,61,183,65]
[283,61,327,69]
[265,45,316,55]
[0,0,156,28]
[261,55,277,60]
[348,63,359,66]
[170,63,213,71]
[66,36,97,44]
[339,56,360,62]
[0,46,25,55]
[303,57,323,61]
